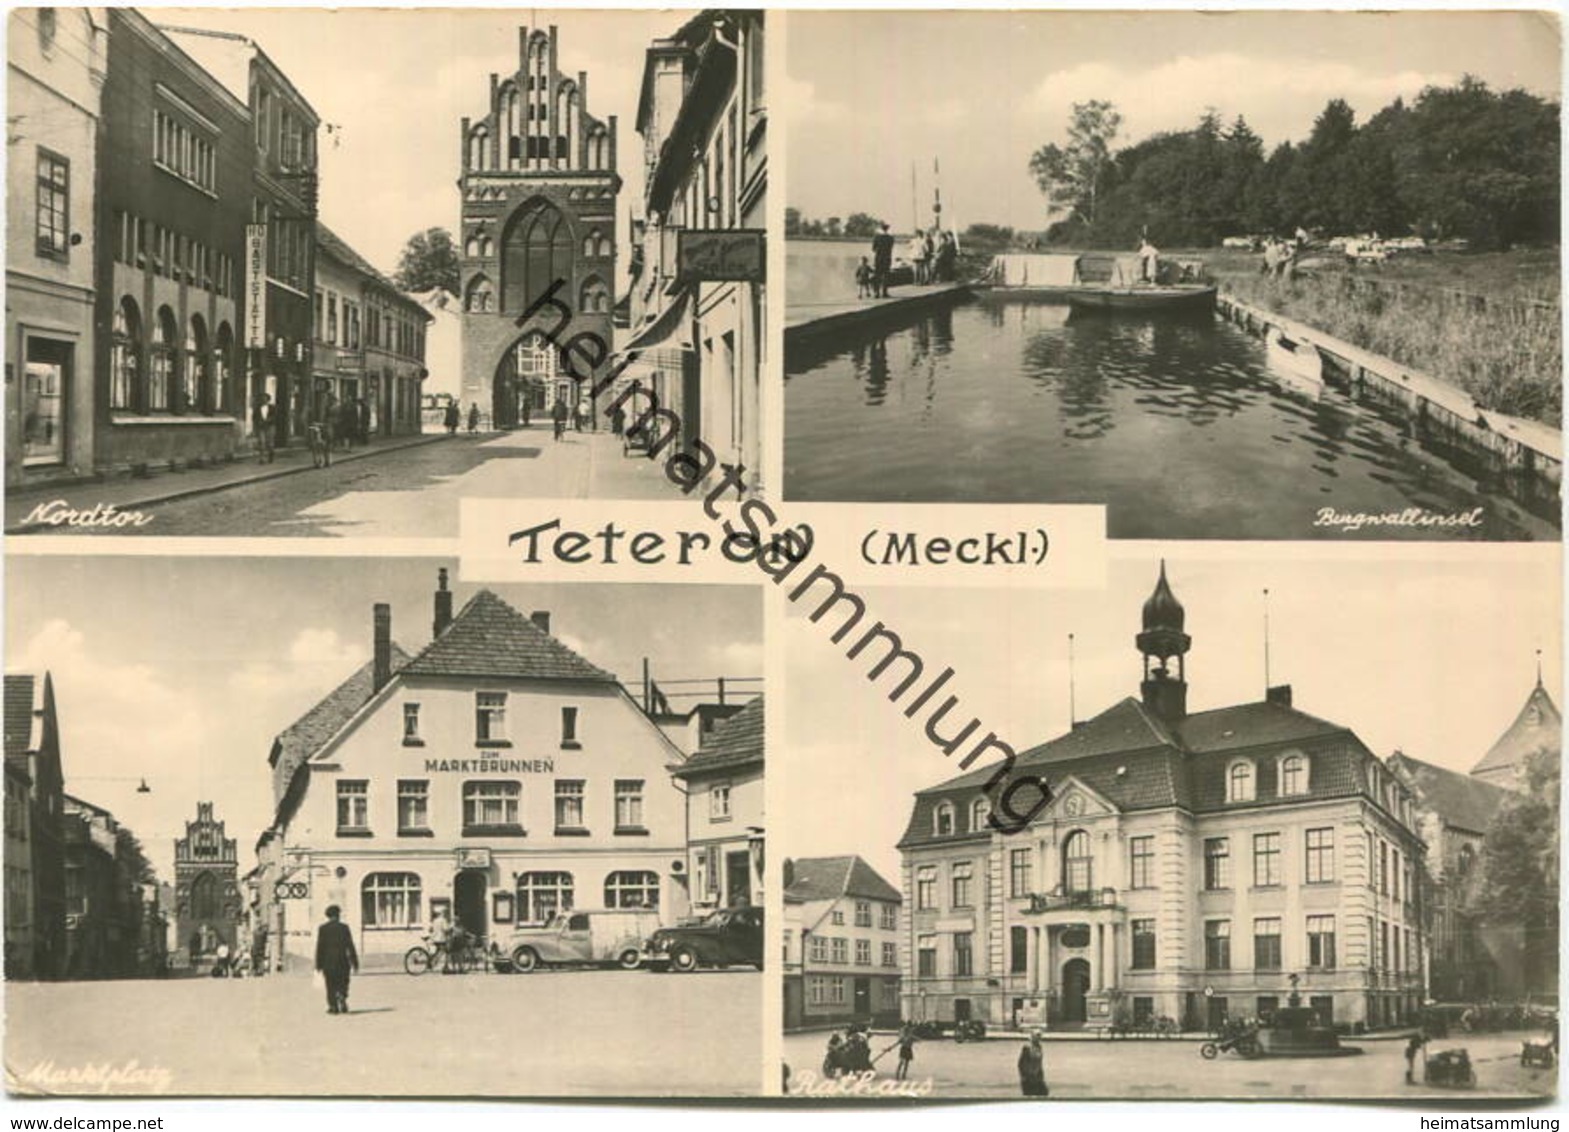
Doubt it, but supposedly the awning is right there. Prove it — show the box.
[617,289,693,356]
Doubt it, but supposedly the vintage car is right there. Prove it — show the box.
[499,908,662,973]
[644,905,764,972]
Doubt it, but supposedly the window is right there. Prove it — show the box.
[1131,919,1156,969]
[475,691,507,744]
[1253,832,1281,887]
[855,939,871,966]
[327,294,338,344]
[880,903,897,931]
[517,871,573,923]
[917,935,938,976]
[971,796,990,832]
[35,150,68,259]
[336,780,368,833]
[1280,753,1307,796]
[1063,830,1092,893]
[402,703,421,744]
[1257,995,1280,1020]
[501,198,574,314]
[152,109,215,193]
[1129,836,1154,889]
[951,861,973,908]
[1306,828,1335,883]
[1228,761,1255,802]
[614,779,645,832]
[148,307,175,410]
[882,941,898,968]
[1204,837,1231,890]
[830,909,844,925]
[1307,914,1336,969]
[1379,842,1389,895]
[603,870,659,909]
[808,935,828,963]
[933,802,954,836]
[1391,848,1401,901]
[915,866,936,910]
[1379,920,1389,972]
[855,900,872,928]
[710,782,732,821]
[1132,996,1155,1026]
[110,298,140,410]
[1010,925,1029,973]
[953,932,974,977]
[361,872,420,927]
[560,706,579,747]
[806,975,828,1005]
[554,779,585,831]
[1204,920,1231,970]
[830,937,848,964]
[1254,917,1282,970]
[462,780,521,832]
[397,780,429,834]
[1010,847,1033,897]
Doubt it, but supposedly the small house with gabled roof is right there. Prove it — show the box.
[672,694,763,913]
[783,854,902,1030]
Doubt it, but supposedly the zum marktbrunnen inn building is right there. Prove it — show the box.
[898,564,1428,1034]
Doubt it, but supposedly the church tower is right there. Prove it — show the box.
[1137,561,1191,724]
[458,25,621,429]
[173,801,240,968]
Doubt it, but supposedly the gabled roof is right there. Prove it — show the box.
[399,590,616,684]
[1389,751,1510,835]
[786,855,901,905]
[1470,682,1561,779]
[673,695,763,778]
[272,646,412,772]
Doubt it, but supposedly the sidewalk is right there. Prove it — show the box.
[6,430,448,533]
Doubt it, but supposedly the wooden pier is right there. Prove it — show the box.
[785,283,974,351]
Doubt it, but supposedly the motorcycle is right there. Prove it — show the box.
[1201,1023,1261,1060]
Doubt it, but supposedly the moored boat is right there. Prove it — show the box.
[1066,284,1218,315]
[1264,326,1325,397]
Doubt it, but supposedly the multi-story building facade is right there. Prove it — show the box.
[6,8,107,487]
[458,24,619,429]
[163,25,320,450]
[3,673,66,979]
[93,12,252,475]
[255,570,697,969]
[673,695,763,913]
[313,223,430,438]
[782,855,902,1030]
[625,10,765,495]
[899,565,1428,1033]
[172,801,240,968]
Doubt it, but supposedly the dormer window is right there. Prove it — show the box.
[971,796,990,832]
[1279,753,1308,796]
[934,801,954,837]
[1227,760,1255,803]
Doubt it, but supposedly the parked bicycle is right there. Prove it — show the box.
[404,928,484,975]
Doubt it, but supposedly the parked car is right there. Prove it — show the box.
[499,908,662,973]
[644,905,763,972]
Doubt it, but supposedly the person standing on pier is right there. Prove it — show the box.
[871,223,895,298]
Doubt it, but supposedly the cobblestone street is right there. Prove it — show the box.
[8,969,764,1097]
[782,1030,1558,1101]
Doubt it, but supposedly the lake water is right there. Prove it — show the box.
[785,245,1550,540]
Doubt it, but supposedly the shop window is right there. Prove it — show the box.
[516,871,573,923]
[361,872,420,928]
[22,338,69,466]
[604,870,658,910]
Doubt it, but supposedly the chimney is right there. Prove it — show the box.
[530,611,551,635]
[373,603,392,693]
[1266,684,1293,708]
[433,568,453,638]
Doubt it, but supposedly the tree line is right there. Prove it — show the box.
[1030,78,1559,251]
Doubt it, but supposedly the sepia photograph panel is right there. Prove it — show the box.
[783,11,1560,541]
[6,7,765,538]
[4,559,764,1096]
[778,552,1560,1099]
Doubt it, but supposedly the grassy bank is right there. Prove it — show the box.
[1203,247,1561,426]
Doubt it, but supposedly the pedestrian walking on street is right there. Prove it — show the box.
[521,395,533,428]
[314,905,358,1015]
[444,401,460,436]
[1405,1033,1426,1084]
[338,396,358,451]
[896,1026,916,1080]
[253,394,276,464]
[551,396,569,441]
[575,394,591,432]
[1018,1034,1048,1096]
[467,402,480,436]
[356,397,370,445]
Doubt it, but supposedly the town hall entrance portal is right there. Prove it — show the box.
[1061,958,1090,1024]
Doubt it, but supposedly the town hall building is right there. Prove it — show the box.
[899,564,1428,1033]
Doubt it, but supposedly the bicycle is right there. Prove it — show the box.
[404,931,483,975]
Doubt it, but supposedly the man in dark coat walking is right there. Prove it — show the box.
[315,904,358,1015]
